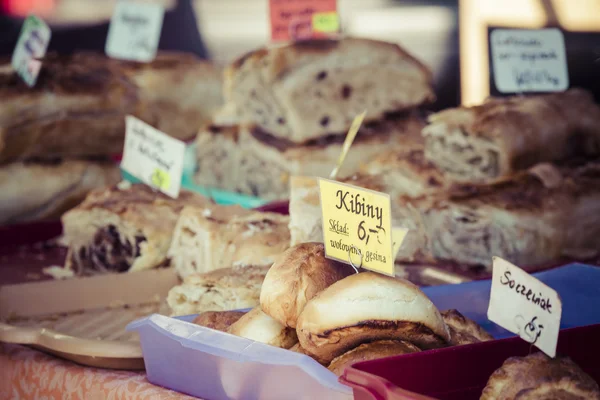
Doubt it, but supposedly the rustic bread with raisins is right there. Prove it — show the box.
[195,113,425,200]
[224,37,434,143]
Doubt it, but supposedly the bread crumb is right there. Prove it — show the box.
[117,180,133,190]
[42,266,75,280]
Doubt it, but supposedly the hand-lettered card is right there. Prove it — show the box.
[490,28,569,93]
[269,0,339,42]
[11,15,51,87]
[487,257,562,357]
[319,179,394,276]
[121,116,185,198]
[106,1,165,62]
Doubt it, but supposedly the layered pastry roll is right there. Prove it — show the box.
[168,204,290,277]
[167,265,270,316]
[0,159,121,224]
[224,37,434,143]
[481,352,600,399]
[393,161,600,269]
[62,184,211,275]
[195,113,425,200]
[0,53,143,163]
[121,52,223,140]
[0,52,223,164]
[423,89,600,184]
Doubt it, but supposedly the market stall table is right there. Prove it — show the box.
[0,344,198,399]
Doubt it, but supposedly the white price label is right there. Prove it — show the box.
[11,15,51,87]
[105,1,164,62]
[487,257,562,357]
[491,28,569,93]
[121,116,185,198]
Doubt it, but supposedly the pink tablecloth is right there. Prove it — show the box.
[0,344,198,399]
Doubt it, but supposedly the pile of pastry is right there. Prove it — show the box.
[480,352,599,399]
[188,242,493,376]
[0,52,222,225]
[194,37,435,200]
[60,183,290,278]
[289,88,600,272]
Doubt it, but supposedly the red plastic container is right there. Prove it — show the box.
[340,324,600,400]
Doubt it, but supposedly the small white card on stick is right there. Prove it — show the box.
[487,257,562,357]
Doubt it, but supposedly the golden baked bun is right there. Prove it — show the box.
[441,309,494,346]
[481,352,600,400]
[328,340,421,377]
[296,272,450,363]
[260,242,353,328]
[192,311,246,332]
[227,307,298,349]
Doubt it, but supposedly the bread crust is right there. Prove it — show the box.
[423,89,600,184]
[168,204,290,277]
[296,272,450,363]
[260,243,354,328]
[481,352,600,400]
[227,307,298,349]
[0,53,142,163]
[192,311,246,332]
[224,37,434,143]
[121,52,224,140]
[0,159,120,224]
[195,113,424,201]
[167,265,270,316]
[328,340,421,376]
[441,309,493,346]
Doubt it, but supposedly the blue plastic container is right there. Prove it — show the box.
[128,263,600,400]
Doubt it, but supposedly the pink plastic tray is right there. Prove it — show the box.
[340,324,600,400]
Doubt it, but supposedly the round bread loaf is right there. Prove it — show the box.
[481,352,600,399]
[296,272,450,363]
[328,340,421,376]
[441,309,494,346]
[227,307,298,349]
[260,242,353,328]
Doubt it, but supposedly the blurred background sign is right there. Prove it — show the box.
[460,0,600,105]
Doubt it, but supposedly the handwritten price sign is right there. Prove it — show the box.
[11,15,51,87]
[490,28,569,93]
[269,0,339,42]
[105,1,164,62]
[319,179,394,276]
[121,116,185,198]
[487,257,562,357]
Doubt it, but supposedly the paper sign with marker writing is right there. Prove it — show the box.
[392,227,408,259]
[319,179,394,276]
[121,116,185,198]
[329,111,366,180]
[11,15,51,87]
[105,1,164,62]
[269,0,338,42]
[487,257,562,357]
[491,28,568,93]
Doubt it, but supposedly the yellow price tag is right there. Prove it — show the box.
[329,111,367,180]
[312,11,340,33]
[319,178,394,276]
[151,167,171,191]
[392,227,409,259]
